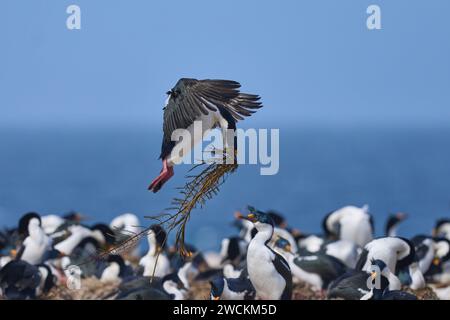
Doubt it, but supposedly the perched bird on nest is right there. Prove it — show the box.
[0,260,56,300]
[139,225,171,278]
[148,78,262,193]
[273,237,347,292]
[238,208,292,300]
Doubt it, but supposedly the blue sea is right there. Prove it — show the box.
[1,125,449,251]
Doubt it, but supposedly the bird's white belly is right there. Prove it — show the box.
[21,243,47,264]
[21,234,51,264]
[247,244,285,300]
[141,254,170,277]
[167,111,223,166]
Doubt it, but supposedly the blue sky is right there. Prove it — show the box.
[1,0,449,129]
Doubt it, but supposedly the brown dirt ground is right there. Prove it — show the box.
[40,278,440,300]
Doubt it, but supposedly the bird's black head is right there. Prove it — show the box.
[76,237,100,251]
[433,237,450,263]
[150,224,167,249]
[435,218,450,230]
[106,254,125,267]
[370,258,387,272]
[63,211,85,222]
[90,224,116,245]
[210,277,225,300]
[385,212,407,235]
[236,206,274,227]
[434,218,450,237]
[18,212,41,239]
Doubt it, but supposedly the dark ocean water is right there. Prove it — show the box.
[1,126,449,250]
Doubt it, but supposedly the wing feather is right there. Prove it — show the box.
[160,78,263,159]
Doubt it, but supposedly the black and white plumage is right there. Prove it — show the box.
[411,235,437,275]
[238,208,292,300]
[109,213,141,257]
[274,237,347,291]
[434,219,450,241]
[54,223,115,256]
[139,225,170,277]
[149,78,262,192]
[41,212,86,235]
[219,236,247,266]
[115,272,188,300]
[355,237,417,290]
[295,233,325,254]
[116,257,194,300]
[322,205,374,247]
[15,213,56,265]
[99,255,133,283]
[0,260,56,300]
[372,289,417,300]
[412,235,450,279]
[320,240,360,269]
[328,259,390,300]
[222,263,244,279]
[385,212,407,237]
[209,269,255,301]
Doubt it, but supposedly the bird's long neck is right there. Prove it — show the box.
[28,221,47,244]
[147,234,158,256]
[252,224,273,248]
[178,262,191,289]
[385,217,399,237]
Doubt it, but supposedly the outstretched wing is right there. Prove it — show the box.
[160,78,262,159]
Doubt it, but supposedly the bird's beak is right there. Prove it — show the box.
[237,213,257,222]
[213,296,220,301]
[10,249,17,258]
[371,271,377,280]
[284,244,292,254]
